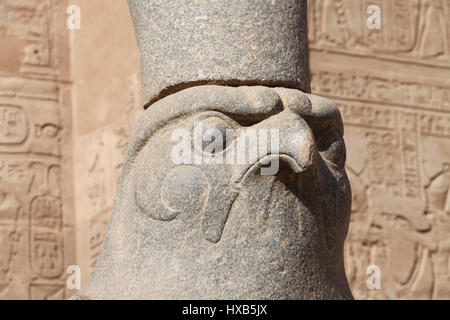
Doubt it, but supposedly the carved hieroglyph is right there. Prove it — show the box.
[308,0,450,299]
[0,0,75,300]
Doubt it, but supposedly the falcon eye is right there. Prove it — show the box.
[317,130,346,168]
[193,116,234,155]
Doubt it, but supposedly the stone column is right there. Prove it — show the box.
[79,0,353,299]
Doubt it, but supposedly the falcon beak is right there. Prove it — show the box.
[231,110,317,188]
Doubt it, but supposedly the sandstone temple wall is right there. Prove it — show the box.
[0,0,75,299]
[308,0,450,299]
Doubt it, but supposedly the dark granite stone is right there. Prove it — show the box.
[127,0,311,107]
[82,86,353,299]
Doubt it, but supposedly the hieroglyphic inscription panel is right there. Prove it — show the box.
[0,0,74,300]
[309,0,450,64]
[308,0,450,299]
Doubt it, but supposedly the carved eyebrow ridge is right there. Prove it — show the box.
[125,85,283,165]
[122,86,344,176]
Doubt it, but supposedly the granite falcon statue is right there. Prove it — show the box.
[74,0,353,299]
